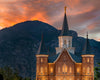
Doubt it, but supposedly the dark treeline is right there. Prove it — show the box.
[94,63,100,80]
[0,66,31,80]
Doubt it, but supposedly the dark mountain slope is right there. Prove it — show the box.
[0,20,99,78]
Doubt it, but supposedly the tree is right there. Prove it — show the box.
[94,63,100,80]
[0,66,31,80]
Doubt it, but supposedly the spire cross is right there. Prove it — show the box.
[64,6,67,13]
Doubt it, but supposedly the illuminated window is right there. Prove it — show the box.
[83,58,85,62]
[65,65,67,72]
[69,78,72,80]
[69,67,72,73]
[50,67,53,73]
[77,67,80,73]
[63,64,64,72]
[41,67,43,74]
[64,77,66,80]
[87,58,89,62]
[58,67,60,73]
[83,67,85,74]
[45,67,47,73]
[41,58,43,62]
[87,67,90,74]
[62,64,67,73]
[58,78,60,80]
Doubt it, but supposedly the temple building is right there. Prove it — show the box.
[36,7,95,80]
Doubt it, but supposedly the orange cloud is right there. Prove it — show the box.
[0,0,99,31]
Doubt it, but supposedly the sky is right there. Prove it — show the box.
[0,0,100,41]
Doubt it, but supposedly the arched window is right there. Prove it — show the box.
[58,67,60,73]
[41,67,43,74]
[64,40,67,45]
[45,67,47,73]
[87,58,89,63]
[65,65,67,72]
[87,67,90,74]
[64,77,66,80]
[62,64,67,73]
[83,67,85,74]
[69,67,72,73]
[50,67,53,73]
[41,58,43,62]
[77,67,80,73]
[62,64,65,72]
[69,78,72,80]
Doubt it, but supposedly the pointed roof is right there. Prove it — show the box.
[37,34,48,55]
[82,33,92,55]
[60,6,69,36]
[48,49,81,63]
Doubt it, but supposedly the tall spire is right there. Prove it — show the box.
[82,32,91,55]
[37,34,48,55]
[60,6,69,36]
[64,6,67,14]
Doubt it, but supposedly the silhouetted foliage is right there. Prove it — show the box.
[94,63,100,80]
[0,67,31,80]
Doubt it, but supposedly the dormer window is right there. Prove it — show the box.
[64,40,67,45]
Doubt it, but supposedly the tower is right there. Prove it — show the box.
[81,33,94,80]
[36,35,49,80]
[56,6,75,54]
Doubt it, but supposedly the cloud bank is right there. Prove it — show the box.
[0,0,100,41]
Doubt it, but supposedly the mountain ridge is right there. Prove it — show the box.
[0,20,99,78]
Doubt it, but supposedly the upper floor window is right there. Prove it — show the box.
[45,67,47,73]
[87,67,90,74]
[64,40,67,45]
[83,67,85,74]
[41,67,43,74]
[58,67,60,73]
[87,58,89,63]
[41,58,43,63]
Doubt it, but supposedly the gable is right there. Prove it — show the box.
[48,49,81,63]
[54,49,75,63]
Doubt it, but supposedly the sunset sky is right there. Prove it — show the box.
[0,0,100,41]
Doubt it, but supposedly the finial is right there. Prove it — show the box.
[87,32,88,39]
[64,6,67,13]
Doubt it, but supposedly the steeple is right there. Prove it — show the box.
[37,34,48,55]
[82,32,92,55]
[60,6,69,36]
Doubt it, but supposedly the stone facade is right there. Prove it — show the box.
[36,49,94,80]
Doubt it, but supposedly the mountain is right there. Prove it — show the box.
[0,20,99,78]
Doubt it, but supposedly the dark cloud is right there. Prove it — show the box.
[0,0,100,41]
